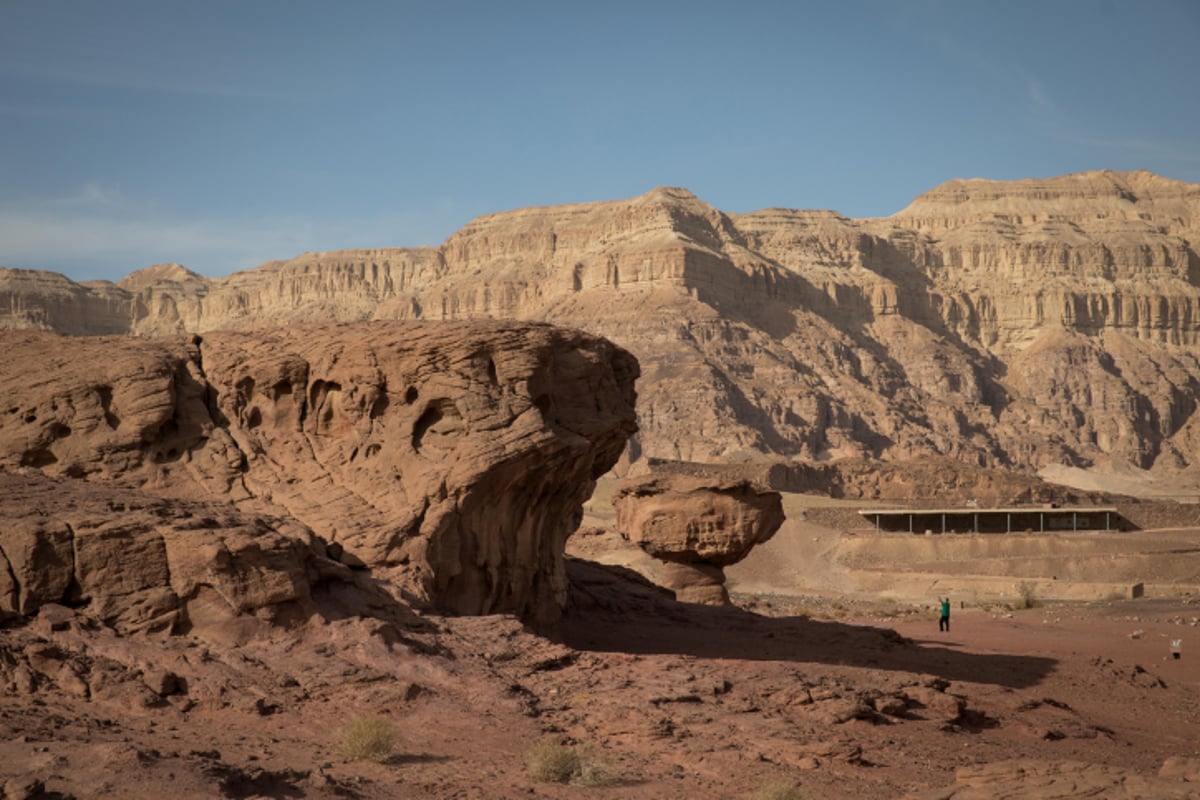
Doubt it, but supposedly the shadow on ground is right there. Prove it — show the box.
[556,558,1056,690]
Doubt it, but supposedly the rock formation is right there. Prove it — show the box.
[611,474,784,604]
[0,472,331,640]
[911,758,1200,799]
[0,321,639,624]
[3,170,1200,486]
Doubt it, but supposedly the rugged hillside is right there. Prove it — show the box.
[4,170,1199,483]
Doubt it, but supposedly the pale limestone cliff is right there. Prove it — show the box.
[4,170,1199,482]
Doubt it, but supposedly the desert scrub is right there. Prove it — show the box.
[1015,581,1041,609]
[749,780,807,800]
[525,738,617,786]
[339,716,396,762]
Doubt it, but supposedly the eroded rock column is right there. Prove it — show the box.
[612,474,784,604]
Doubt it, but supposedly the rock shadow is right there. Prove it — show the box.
[307,561,444,653]
[557,559,1056,690]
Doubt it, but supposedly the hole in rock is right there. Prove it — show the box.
[20,448,57,467]
[370,393,390,419]
[412,398,466,452]
[97,385,120,429]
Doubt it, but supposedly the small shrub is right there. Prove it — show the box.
[525,738,617,786]
[750,780,807,800]
[339,716,396,762]
[526,739,579,783]
[1015,581,1041,609]
[573,747,618,788]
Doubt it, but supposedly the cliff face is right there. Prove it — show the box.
[4,170,1199,480]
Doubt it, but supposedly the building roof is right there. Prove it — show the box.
[857,507,1119,516]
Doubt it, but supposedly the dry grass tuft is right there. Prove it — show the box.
[339,716,396,763]
[525,738,617,786]
[749,780,808,800]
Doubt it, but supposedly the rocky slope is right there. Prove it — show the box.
[4,170,1199,483]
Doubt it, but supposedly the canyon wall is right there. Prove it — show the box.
[3,170,1198,482]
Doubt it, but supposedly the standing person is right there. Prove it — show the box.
[939,597,951,632]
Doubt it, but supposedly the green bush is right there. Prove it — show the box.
[525,738,617,786]
[339,716,396,762]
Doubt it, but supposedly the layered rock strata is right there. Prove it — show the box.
[0,321,639,624]
[0,472,329,640]
[3,170,1199,482]
[611,474,784,604]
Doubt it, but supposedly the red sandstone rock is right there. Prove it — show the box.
[611,474,783,604]
[0,473,325,638]
[0,320,639,625]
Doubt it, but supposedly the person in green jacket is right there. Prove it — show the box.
[938,597,950,632]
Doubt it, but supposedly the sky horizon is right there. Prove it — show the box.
[2,1,1198,283]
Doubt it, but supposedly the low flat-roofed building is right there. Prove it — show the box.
[858,506,1122,534]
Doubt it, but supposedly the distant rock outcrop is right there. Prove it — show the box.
[611,474,784,604]
[0,321,639,625]
[3,170,1199,485]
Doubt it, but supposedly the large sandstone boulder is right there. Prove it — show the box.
[612,474,784,604]
[0,320,639,625]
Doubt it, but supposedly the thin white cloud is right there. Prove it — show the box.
[0,186,450,282]
[1028,79,1054,111]
[0,102,86,119]
[1050,131,1200,166]
[0,211,271,276]
[0,53,293,101]
[60,181,128,210]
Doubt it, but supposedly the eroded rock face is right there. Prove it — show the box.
[611,474,784,604]
[4,170,1199,483]
[0,472,326,639]
[912,758,1200,800]
[0,321,639,624]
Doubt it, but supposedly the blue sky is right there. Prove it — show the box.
[1,0,1198,282]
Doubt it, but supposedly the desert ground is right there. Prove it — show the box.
[3,486,1199,800]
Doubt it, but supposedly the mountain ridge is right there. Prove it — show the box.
[3,170,1199,483]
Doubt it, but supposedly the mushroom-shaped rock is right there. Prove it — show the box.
[0,321,640,627]
[612,474,784,604]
